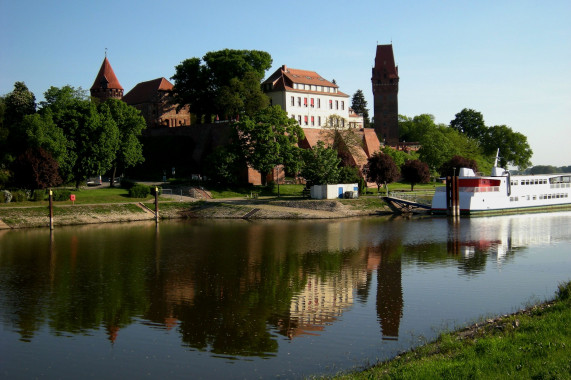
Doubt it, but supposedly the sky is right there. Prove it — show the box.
[1,0,570,166]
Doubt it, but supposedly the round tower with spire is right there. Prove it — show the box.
[90,56,123,102]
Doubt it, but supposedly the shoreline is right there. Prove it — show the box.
[0,197,393,229]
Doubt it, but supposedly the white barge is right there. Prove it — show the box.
[431,163,571,216]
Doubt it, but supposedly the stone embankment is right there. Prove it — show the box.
[0,197,393,229]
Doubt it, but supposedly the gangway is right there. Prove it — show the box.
[382,196,431,214]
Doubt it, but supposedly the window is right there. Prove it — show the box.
[297,97,301,106]
[318,116,321,126]
[317,98,321,108]
[304,116,308,125]
[310,98,314,107]
[291,96,294,106]
[311,116,314,126]
[298,115,302,125]
[304,97,308,107]
[329,100,333,109]
[335,100,339,110]
[341,101,344,110]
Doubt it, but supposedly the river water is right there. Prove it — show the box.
[1,212,570,379]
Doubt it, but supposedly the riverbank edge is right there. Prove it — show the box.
[325,281,571,379]
[0,198,393,229]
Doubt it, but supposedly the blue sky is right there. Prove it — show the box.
[1,0,570,166]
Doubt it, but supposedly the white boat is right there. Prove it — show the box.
[431,155,571,216]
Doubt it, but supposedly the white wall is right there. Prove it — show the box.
[310,184,359,199]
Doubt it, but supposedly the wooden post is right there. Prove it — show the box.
[453,175,460,217]
[49,189,54,230]
[154,187,159,223]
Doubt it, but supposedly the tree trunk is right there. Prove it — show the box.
[110,166,117,188]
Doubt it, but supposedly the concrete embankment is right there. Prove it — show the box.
[0,197,392,229]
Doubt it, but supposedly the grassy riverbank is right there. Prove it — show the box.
[327,281,571,379]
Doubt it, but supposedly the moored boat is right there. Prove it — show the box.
[431,157,571,216]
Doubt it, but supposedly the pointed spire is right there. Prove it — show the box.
[90,56,123,101]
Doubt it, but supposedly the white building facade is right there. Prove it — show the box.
[262,65,352,129]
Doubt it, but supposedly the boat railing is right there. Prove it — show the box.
[435,186,501,193]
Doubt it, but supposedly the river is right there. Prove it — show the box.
[1,212,570,379]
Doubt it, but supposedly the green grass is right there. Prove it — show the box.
[329,281,571,380]
[0,187,155,207]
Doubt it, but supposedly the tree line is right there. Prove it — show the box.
[0,83,146,189]
[1,48,546,194]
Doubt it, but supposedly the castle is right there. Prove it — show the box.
[89,47,399,185]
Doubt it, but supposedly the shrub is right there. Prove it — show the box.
[32,189,46,202]
[2,190,13,203]
[129,184,150,198]
[11,190,27,202]
[52,189,72,201]
[121,178,137,190]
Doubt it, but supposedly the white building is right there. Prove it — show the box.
[262,65,352,128]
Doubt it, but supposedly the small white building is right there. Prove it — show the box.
[262,65,351,128]
[310,184,359,199]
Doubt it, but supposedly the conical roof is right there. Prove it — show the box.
[91,57,123,90]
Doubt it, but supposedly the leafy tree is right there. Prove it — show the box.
[40,86,120,187]
[527,165,557,175]
[100,99,146,186]
[417,126,455,173]
[481,125,532,169]
[400,159,430,191]
[338,165,361,184]
[363,152,400,193]
[12,147,62,189]
[234,105,304,185]
[321,114,363,166]
[204,145,242,184]
[172,49,272,123]
[450,108,486,141]
[439,155,479,176]
[380,146,415,167]
[351,89,370,128]
[4,81,36,127]
[300,141,341,186]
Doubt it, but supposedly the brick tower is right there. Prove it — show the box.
[90,57,124,102]
[371,44,399,145]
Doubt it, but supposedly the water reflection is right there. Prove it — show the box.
[0,213,570,365]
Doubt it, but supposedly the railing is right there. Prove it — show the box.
[388,191,434,205]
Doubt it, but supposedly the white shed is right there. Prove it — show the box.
[310,184,359,199]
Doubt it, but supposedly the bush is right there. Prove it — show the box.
[121,178,137,190]
[129,184,150,198]
[32,189,46,202]
[11,190,27,202]
[52,189,72,201]
[2,190,12,203]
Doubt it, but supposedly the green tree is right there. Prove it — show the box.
[450,108,486,141]
[301,141,341,186]
[364,152,400,193]
[527,165,557,175]
[204,145,242,185]
[417,126,456,173]
[351,89,370,128]
[381,146,415,167]
[100,99,146,186]
[234,105,304,185]
[40,86,120,187]
[172,49,272,123]
[481,125,532,169]
[401,159,430,191]
[321,114,363,166]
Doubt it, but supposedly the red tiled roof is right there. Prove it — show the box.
[123,77,173,105]
[373,45,398,79]
[91,57,123,90]
[263,65,348,97]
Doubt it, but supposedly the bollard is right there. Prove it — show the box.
[49,189,54,230]
[155,187,159,223]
